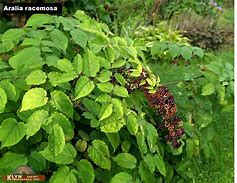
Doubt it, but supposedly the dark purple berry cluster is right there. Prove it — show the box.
[144,86,184,148]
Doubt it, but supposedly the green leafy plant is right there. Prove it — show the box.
[0,11,189,182]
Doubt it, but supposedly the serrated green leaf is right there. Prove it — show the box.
[56,58,74,72]
[25,70,47,85]
[48,72,77,86]
[111,98,123,119]
[0,87,7,113]
[180,46,192,61]
[0,152,27,170]
[28,151,46,171]
[82,98,100,115]
[9,47,43,73]
[126,112,138,135]
[98,70,112,83]
[113,153,137,169]
[144,154,155,173]
[154,154,166,176]
[77,159,95,183]
[26,14,52,27]
[106,133,120,151]
[0,80,16,101]
[51,90,73,118]
[48,124,65,157]
[21,88,48,111]
[83,49,100,77]
[113,86,129,97]
[88,140,111,170]
[73,54,83,74]
[100,115,125,133]
[26,110,48,139]
[50,29,68,52]
[74,76,94,100]
[97,82,114,93]
[0,118,25,148]
[40,143,76,164]
[110,172,133,183]
[50,166,77,183]
[99,103,113,121]
[96,94,112,103]
[201,83,215,96]
[70,29,88,48]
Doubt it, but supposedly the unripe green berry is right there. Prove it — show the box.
[76,139,87,152]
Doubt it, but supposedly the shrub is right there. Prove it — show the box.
[0,11,188,182]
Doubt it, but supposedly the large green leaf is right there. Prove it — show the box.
[9,47,43,72]
[0,152,27,170]
[98,70,112,83]
[73,54,83,74]
[48,124,65,157]
[21,88,48,111]
[50,29,68,52]
[0,118,25,148]
[0,87,7,113]
[0,80,16,101]
[51,90,73,118]
[88,140,111,170]
[126,112,138,135]
[82,49,100,77]
[113,86,129,97]
[70,29,88,48]
[201,83,215,96]
[48,72,77,86]
[111,98,123,119]
[77,159,95,183]
[25,70,47,85]
[139,161,156,183]
[26,110,48,139]
[97,82,114,93]
[50,166,77,183]
[98,103,113,121]
[154,154,166,177]
[113,153,137,169]
[106,133,120,151]
[28,151,46,171]
[144,154,155,173]
[26,14,52,27]
[100,115,125,133]
[56,58,74,73]
[40,143,76,164]
[110,172,133,183]
[74,76,94,100]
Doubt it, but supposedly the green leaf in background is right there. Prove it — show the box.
[25,70,47,85]
[110,172,133,183]
[26,110,48,139]
[40,143,76,165]
[73,54,83,74]
[83,49,100,77]
[56,58,74,73]
[48,124,65,157]
[77,159,95,183]
[21,88,48,111]
[154,153,166,176]
[97,82,114,93]
[106,133,120,151]
[28,151,46,171]
[0,118,25,148]
[26,14,52,27]
[50,29,68,52]
[180,46,192,60]
[126,112,138,135]
[0,87,7,113]
[113,153,137,169]
[98,70,112,83]
[49,166,77,183]
[0,152,27,171]
[192,47,204,58]
[51,90,73,118]
[70,29,88,48]
[74,76,94,100]
[99,103,113,121]
[9,47,43,72]
[88,140,111,170]
[144,154,155,173]
[201,83,215,96]
[113,86,129,97]
[0,80,16,101]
